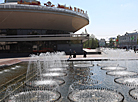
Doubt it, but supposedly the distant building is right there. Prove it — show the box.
[118,32,138,49]
[108,37,116,47]
[99,39,106,47]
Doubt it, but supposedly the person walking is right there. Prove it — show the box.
[134,46,136,53]
[83,51,87,58]
[73,50,76,58]
[69,49,72,58]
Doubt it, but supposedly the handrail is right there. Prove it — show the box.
[0,34,89,38]
[0,70,37,102]
[0,4,89,20]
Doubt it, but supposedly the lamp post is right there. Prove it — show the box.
[87,34,89,48]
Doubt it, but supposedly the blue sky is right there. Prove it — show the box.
[1,0,138,40]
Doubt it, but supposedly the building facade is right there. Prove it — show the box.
[99,39,106,47]
[118,32,138,49]
[0,0,89,57]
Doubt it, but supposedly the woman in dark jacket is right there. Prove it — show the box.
[83,51,87,58]
[73,50,76,58]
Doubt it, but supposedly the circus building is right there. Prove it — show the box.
[0,0,89,57]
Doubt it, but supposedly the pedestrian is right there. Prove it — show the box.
[134,46,136,53]
[69,49,72,58]
[83,51,87,58]
[73,50,76,58]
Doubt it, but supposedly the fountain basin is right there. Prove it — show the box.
[46,68,67,72]
[41,72,67,77]
[115,76,138,87]
[26,79,65,89]
[8,90,61,102]
[74,64,93,68]
[106,71,138,76]
[68,88,124,102]
[101,66,127,71]
[129,88,138,100]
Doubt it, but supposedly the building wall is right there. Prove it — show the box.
[99,39,106,47]
[5,0,36,3]
[0,10,88,33]
[0,4,89,57]
[118,32,138,49]
[0,40,84,57]
[57,44,83,54]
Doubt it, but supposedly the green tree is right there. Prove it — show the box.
[109,39,114,47]
[116,35,120,47]
[83,38,99,48]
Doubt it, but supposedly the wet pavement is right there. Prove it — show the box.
[1,50,138,102]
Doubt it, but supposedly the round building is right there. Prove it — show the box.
[0,0,89,57]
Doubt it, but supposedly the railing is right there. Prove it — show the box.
[0,34,89,38]
[0,4,89,20]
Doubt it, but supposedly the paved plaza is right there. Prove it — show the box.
[1,49,138,102]
[0,48,138,67]
[0,54,103,66]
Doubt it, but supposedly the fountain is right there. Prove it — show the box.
[73,61,93,75]
[25,52,67,89]
[115,76,138,87]
[73,61,93,68]
[69,78,99,90]
[2,48,138,102]
[129,88,138,100]
[101,66,127,71]
[106,70,138,76]
[7,89,61,102]
[68,60,124,102]
[98,63,117,67]
[5,52,67,102]
[68,87,124,102]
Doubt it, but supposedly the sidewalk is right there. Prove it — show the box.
[0,48,103,66]
[0,57,29,67]
[0,54,105,67]
[68,54,108,61]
